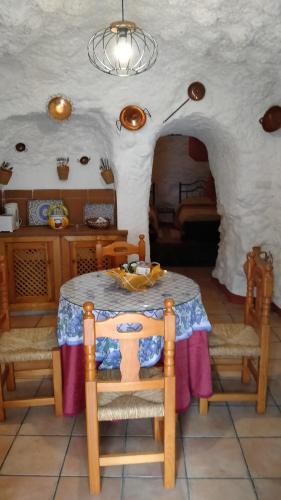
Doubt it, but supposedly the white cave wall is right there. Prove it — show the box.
[0,0,281,306]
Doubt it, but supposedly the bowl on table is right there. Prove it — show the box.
[86,217,110,229]
[107,263,164,292]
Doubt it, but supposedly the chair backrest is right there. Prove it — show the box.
[95,234,146,270]
[83,299,176,387]
[244,246,273,334]
[0,255,10,331]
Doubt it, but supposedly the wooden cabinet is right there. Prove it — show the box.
[61,232,127,282]
[0,236,61,311]
[0,227,127,311]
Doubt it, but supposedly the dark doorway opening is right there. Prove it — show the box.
[149,135,220,266]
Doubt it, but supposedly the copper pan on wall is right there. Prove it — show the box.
[163,81,206,123]
[259,105,281,132]
[116,105,151,131]
[48,96,72,121]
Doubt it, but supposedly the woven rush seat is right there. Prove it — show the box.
[0,326,57,363]
[209,323,260,357]
[199,246,273,416]
[97,366,164,420]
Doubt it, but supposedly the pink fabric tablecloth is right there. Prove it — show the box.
[61,329,212,416]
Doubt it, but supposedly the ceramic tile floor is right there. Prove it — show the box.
[1,267,281,500]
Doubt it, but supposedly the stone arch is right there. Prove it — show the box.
[148,113,242,283]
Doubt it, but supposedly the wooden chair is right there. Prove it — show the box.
[200,246,273,415]
[95,234,145,270]
[0,255,63,421]
[83,299,176,494]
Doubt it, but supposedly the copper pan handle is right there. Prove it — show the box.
[143,108,151,118]
[116,120,122,132]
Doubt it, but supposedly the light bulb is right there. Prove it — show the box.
[114,28,132,66]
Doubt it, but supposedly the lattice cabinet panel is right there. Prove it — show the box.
[70,242,111,277]
[6,241,56,304]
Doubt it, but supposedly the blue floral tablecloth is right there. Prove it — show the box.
[57,270,211,369]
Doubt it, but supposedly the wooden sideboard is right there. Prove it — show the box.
[0,225,127,311]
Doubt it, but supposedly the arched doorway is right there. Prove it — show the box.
[149,134,220,266]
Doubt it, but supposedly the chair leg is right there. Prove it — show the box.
[52,348,63,416]
[164,379,176,489]
[241,357,251,384]
[6,363,16,391]
[199,398,209,415]
[154,416,164,441]
[86,382,101,494]
[0,370,6,422]
[256,357,268,414]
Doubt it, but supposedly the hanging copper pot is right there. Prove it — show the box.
[48,96,72,121]
[79,156,90,165]
[187,81,206,101]
[15,142,27,152]
[259,106,281,132]
[163,81,206,123]
[116,105,151,131]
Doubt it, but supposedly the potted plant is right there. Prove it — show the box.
[57,157,70,180]
[0,162,13,185]
[100,158,114,184]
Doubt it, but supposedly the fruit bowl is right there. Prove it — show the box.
[107,263,164,292]
[86,217,110,229]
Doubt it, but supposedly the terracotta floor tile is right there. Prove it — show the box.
[4,379,41,401]
[272,326,281,341]
[254,479,281,500]
[124,437,186,478]
[1,435,69,475]
[189,479,256,500]
[0,436,14,467]
[62,436,125,477]
[207,313,233,323]
[230,406,281,437]
[0,408,27,436]
[2,267,281,499]
[0,476,58,500]
[10,316,40,328]
[269,360,281,377]
[180,406,235,437]
[123,478,189,500]
[219,378,276,406]
[19,406,74,436]
[240,438,281,477]
[270,313,281,327]
[100,420,127,437]
[36,315,58,327]
[126,417,154,436]
[55,477,122,500]
[72,412,127,437]
[183,437,248,478]
[269,378,281,404]
[271,330,281,342]
[269,343,281,360]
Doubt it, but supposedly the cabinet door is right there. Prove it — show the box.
[61,234,127,280]
[6,240,58,307]
[70,240,112,277]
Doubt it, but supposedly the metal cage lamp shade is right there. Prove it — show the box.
[87,1,158,76]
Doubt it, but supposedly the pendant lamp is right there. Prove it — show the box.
[88,0,158,76]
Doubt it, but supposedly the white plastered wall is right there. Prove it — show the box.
[0,0,280,306]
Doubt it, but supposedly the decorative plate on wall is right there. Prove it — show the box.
[84,203,114,225]
[47,96,72,121]
[116,105,151,131]
[28,199,63,225]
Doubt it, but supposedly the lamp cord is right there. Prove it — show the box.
[121,0,124,21]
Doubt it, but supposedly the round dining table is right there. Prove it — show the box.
[57,270,213,416]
